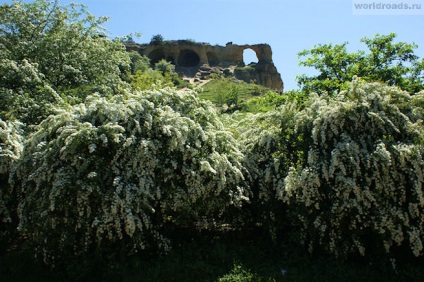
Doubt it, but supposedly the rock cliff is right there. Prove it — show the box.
[125,41,284,92]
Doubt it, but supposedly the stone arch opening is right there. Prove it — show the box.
[178,49,200,67]
[207,51,219,66]
[149,48,166,65]
[243,48,259,66]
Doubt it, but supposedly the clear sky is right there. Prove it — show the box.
[7,0,424,90]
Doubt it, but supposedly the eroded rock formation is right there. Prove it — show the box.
[125,41,284,92]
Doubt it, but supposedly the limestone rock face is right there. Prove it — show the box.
[125,41,284,92]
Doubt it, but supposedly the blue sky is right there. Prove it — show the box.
[7,0,424,90]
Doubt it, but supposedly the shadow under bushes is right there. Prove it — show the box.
[2,225,424,282]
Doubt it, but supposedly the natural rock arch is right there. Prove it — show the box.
[243,48,259,65]
[178,49,200,67]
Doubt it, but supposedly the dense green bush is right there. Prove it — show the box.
[129,59,189,91]
[155,59,175,75]
[130,69,172,91]
[275,82,424,258]
[242,90,294,112]
[15,88,248,265]
[128,51,151,74]
[217,83,240,108]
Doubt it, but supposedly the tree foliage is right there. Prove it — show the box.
[297,33,424,95]
[150,34,164,45]
[0,0,130,124]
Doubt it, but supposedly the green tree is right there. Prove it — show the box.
[216,83,239,108]
[150,34,164,45]
[297,33,424,95]
[206,77,241,108]
[0,0,130,124]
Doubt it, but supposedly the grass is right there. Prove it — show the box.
[198,77,308,114]
[2,227,424,281]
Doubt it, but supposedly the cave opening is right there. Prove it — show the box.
[148,48,166,65]
[178,49,200,67]
[166,56,175,65]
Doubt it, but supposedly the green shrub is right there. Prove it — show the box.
[128,51,151,74]
[216,84,240,108]
[242,91,287,112]
[277,82,424,258]
[154,59,175,75]
[15,88,248,265]
[130,69,172,90]
[218,263,256,281]
[130,68,188,91]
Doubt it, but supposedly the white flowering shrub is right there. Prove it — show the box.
[277,82,424,258]
[16,88,247,264]
[0,119,23,237]
[223,110,287,231]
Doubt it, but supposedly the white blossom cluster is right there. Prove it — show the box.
[224,109,284,228]
[0,120,23,229]
[276,83,424,258]
[224,102,305,231]
[15,87,248,264]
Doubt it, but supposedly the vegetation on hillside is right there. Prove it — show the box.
[1,0,424,280]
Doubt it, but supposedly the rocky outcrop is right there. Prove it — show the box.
[125,41,284,92]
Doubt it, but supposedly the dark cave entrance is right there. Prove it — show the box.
[166,56,175,65]
[178,49,200,67]
[148,48,166,65]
